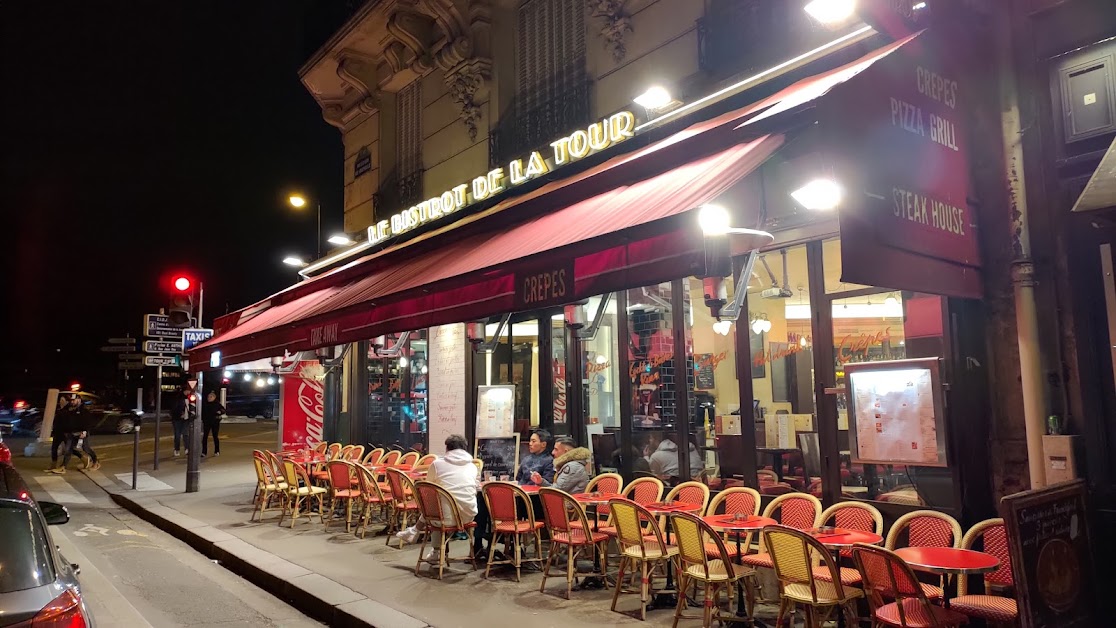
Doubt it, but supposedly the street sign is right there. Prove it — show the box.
[144,340,182,353]
[100,345,135,353]
[118,362,144,370]
[108,337,136,345]
[118,353,143,361]
[182,328,214,351]
[144,355,180,367]
[144,314,183,339]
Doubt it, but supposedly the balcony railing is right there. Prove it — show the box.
[489,73,592,168]
[373,168,424,217]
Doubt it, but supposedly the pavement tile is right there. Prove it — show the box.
[255,558,311,580]
[336,599,430,628]
[191,525,237,544]
[289,573,365,606]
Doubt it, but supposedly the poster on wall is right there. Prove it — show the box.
[428,324,468,452]
[475,384,516,438]
[280,359,325,451]
[694,353,716,390]
[843,357,948,467]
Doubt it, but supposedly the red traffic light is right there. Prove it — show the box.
[187,394,197,403]
[173,276,192,292]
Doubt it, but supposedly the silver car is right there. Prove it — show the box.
[0,463,94,627]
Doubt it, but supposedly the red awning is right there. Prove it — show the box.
[191,134,784,367]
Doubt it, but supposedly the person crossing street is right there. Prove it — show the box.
[201,391,225,457]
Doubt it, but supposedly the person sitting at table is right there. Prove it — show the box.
[530,436,591,494]
[396,434,479,563]
[648,433,704,480]
[516,429,555,485]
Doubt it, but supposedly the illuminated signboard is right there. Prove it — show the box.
[368,111,636,246]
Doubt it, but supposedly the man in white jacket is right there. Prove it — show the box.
[397,434,478,561]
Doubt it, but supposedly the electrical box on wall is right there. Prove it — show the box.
[1054,47,1116,145]
[1042,434,1083,484]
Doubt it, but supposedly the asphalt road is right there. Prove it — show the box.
[10,428,319,628]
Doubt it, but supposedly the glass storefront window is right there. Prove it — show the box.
[581,294,620,471]
[476,319,541,444]
[366,331,428,452]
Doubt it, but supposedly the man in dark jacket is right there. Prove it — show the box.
[45,396,72,473]
[57,395,99,472]
[171,390,189,457]
[201,391,225,457]
[515,429,555,486]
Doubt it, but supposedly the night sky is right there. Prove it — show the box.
[2,2,349,395]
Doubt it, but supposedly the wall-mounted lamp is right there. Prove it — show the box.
[790,178,843,211]
[804,0,857,25]
[633,85,681,113]
[712,320,734,336]
[750,313,773,335]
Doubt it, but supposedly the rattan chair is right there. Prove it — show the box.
[951,518,1018,626]
[278,460,328,529]
[354,464,390,538]
[703,487,761,558]
[587,472,623,494]
[609,498,679,620]
[885,509,963,601]
[412,480,477,579]
[852,543,967,627]
[814,501,885,588]
[482,482,545,581]
[415,453,437,468]
[345,445,365,461]
[538,487,610,599]
[399,451,420,466]
[251,451,285,521]
[384,467,421,547]
[671,512,755,627]
[740,492,823,570]
[380,449,401,467]
[597,475,664,537]
[362,447,385,465]
[324,460,362,532]
[764,525,862,628]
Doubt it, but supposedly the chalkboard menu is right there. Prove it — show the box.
[1000,480,1096,628]
[694,353,716,390]
[474,435,520,481]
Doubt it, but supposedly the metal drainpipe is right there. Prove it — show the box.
[997,15,1048,489]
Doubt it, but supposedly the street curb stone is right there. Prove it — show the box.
[95,473,433,628]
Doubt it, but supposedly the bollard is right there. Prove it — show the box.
[132,424,141,490]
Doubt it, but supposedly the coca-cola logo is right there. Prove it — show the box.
[297,377,325,447]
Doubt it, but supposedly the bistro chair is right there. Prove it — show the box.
[951,518,1018,626]
[813,501,885,588]
[610,498,678,621]
[412,480,477,579]
[671,511,755,628]
[472,458,484,474]
[345,445,365,461]
[482,482,545,581]
[886,509,963,601]
[311,443,343,486]
[704,487,761,559]
[597,475,664,537]
[362,447,385,465]
[264,451,290,495]
[764,525,862,628]
[251,452,285,521]
[324,461,362,533]
[354,465,390,538]
[279,460,328,529]
[399,451,420,466]
[664,481,711,513]
[852,543,968,628]
[538,487,610,600]
[415,453,437,469]
[384,468,421,547]
[587,472,623,494]
[380,450,402,467]
[740,492,822,570]
[312,442,328,456]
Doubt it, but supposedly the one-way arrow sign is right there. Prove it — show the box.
[144,340,183,353]
[144,355,180,367]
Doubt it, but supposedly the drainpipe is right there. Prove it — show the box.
[997,15,1048,489]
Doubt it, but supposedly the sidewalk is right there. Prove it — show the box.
[83,449,783,628]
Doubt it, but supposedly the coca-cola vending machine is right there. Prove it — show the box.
[280,360,325,450]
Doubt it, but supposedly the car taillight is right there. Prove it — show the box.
[0,443,11,464]
[31,589,87,627]
[14,400,26,409]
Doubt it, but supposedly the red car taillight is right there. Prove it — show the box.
[14,400,26,410]
[30,589,87,627]
[0,442,11,464]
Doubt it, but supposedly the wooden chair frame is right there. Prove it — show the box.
[482,482,544,581]
[412,480,477,579]
[538,488,610,600]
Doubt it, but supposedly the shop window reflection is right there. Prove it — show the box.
[474,319,542,444]
[366,331,428,453]
[684,276,738,488]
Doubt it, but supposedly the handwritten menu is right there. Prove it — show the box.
[845,359,947,467]
[475,384,516,438]
[429,324,467,451]
[475,435,520,480]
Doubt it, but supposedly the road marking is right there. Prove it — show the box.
[115,472,175,492]
[34,475,91,504]
[116,529,146,536]
[72,523,110,537]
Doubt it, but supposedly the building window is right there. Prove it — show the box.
[397,81,422,178]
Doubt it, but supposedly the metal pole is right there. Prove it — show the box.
[132,421,140,490]
[153,365,163,470]
[187,282,204,493]
[316,202,322,259]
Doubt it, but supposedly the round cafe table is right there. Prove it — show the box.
[893,547,999,607]
[704,514,777,627]
[807,528,884,628]
[642,502,705,609]
[572,492,621,528]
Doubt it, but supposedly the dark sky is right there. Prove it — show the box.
[1,2,348,394]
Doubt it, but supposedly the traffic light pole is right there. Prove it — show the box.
[186,282,204,493]
[153,365,163,470]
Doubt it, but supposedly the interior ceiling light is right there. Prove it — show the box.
[885,293,898,306]
[698,204,732,236]
[791,179,843,211]
[633,86,674,111]
[713,320,733,336]
[243,373,253,382]
[595,354,609,364]
[804,0,857,24]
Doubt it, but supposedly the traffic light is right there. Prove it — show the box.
[185,392,199,421]
[169,275,195,327]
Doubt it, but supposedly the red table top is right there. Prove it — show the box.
[364,463,414,471]
[520,485,540,494]
[893,547,1000,575]
[806,528,884,548]
[287,455,323,464]
[645,501,704,514]
[703,514,777,531]
[572,492,621,504]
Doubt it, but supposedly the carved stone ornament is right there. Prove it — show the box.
[445,60,489,142]
[588,0,632,64]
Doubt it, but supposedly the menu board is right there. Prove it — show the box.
[1000,480,1096,628]
[428,324,468,451]
[475,384,516,438]
[474,435,520,480]
[694,353,716,390]
[844,358,947,467]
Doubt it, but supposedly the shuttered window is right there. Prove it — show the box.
[516,0,586,114]
[397,81,422,176]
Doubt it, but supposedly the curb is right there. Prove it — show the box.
[86,470,431,628]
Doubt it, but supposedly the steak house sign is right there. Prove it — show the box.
[367,111,636,246]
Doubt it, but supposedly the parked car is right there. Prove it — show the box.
[13,391,142,437]
[0,461,95,627]
[224,394,278,420]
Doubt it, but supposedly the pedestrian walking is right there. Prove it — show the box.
[60,395,99,471]
[45,396,72,473]
[171,389,189,457]
[201,391,225,457]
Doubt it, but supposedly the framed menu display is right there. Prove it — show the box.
[475,384,516,438]
[844,358,948,467]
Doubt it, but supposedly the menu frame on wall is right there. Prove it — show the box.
[843,357,948,468]
[475,384,517,438]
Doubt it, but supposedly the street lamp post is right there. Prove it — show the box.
[288,194,321,259]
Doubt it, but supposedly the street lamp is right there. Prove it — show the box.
[282,256,309,268]
[327,234,354,246]
[287,193,321,258]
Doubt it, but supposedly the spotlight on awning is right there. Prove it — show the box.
[698,204,732,236]
[791,179,843,211]
[633,86,680,112]
[327,234,353,246]
[282,256,309,267]
[804,0,857,25]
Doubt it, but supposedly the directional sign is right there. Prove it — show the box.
[101,345,135,353]
[108,337,136,345]
[144,355,180,367]
[119,362,144,370]
[118,353,143,361]
[144,314,183,339]
[182,328,214,351]
[144,340,182,353]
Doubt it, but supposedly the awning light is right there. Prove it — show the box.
[282,256,308,267]
[633,86,674,111]
[804,0,857,24]
[698,204,732,236]
[327,234,353,246]
[791,179,843,211]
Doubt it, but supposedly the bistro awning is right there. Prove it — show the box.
[1071,135,1116,212]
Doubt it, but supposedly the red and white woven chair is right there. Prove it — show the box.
[951,518,1018,626]
[852,543,967,627]
[885,510,963,602]
[814,501,884,588]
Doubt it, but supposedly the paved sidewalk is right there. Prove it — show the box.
[82,449,785,628]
